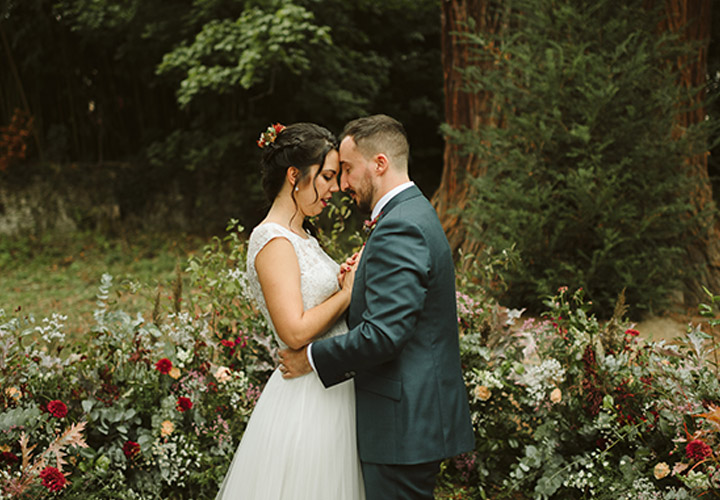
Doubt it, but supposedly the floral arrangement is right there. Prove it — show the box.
[442,285,720,499]
[256,123,285,149]
[0,221,274,499]
[3,221,720,499]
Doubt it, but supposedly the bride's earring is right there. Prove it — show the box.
[294,185,299,192]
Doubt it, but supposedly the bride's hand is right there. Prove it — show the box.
[338,255,360,297]
[337,250,362,289]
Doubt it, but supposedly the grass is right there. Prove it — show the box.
[0,231,206,341]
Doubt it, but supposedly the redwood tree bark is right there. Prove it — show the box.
[659,0,720,304]
[431,0,506,258]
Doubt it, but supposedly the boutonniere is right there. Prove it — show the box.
[363,212,383,235]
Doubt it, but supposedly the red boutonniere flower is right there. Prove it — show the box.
[363,212,383,235]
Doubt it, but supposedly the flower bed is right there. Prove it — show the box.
[1,224,720,499]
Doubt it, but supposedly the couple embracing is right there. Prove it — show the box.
[216,114,474,500]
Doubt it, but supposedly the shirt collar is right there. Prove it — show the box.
[371,181,415,221]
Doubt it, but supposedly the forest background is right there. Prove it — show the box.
[1,0,720,320]
[6,1,720,498]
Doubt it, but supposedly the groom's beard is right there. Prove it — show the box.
[348,174,374,215]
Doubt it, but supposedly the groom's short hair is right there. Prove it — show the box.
[341,114,409,170]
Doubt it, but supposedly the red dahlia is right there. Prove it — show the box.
[0,451,19,464]
[686,439,712,461]
[47,400,68,418]
[122,440,141,459]
[155,358,173,374]
[39,466,67,492]
[176,396,193,412]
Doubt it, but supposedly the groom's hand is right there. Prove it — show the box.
[279,346,312,379]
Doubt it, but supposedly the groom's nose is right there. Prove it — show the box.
[339,174,350,192]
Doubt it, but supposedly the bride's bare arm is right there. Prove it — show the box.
[255,237,353,350]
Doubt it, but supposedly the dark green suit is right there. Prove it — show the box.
[312,185,474,496]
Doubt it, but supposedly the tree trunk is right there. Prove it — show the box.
[659,0,720,305]
[432,0,506,259]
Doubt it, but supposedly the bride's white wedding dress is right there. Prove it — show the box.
[216,223,365,500]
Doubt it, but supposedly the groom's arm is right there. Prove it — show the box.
[311,218,430,387]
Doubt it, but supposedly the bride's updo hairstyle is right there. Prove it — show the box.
[259,122,338,234]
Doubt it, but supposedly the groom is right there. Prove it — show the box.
[279,114,474,499]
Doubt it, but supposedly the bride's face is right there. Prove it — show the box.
[296,149,340,217]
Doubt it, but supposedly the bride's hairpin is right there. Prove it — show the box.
[257,123,286,148]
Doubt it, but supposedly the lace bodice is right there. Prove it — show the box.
[246,223,349,349]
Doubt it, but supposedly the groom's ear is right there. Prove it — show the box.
[374,154,389,175]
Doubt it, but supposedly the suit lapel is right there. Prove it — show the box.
[348,185,423,327]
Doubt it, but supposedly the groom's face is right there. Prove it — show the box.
[338,136,375,214]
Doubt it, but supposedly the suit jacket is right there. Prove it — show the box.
[312,185,475,465]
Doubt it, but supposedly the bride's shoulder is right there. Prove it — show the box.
[248,222,295,255]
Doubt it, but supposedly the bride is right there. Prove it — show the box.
[216,123,365,499]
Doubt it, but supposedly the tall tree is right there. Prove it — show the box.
[656,0,720,304]
[431,0,506,257]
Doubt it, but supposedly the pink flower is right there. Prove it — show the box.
[123,440,140,459]
[177,396,193,412]
[686,439,712,461]
[155,358,173,374]
[39,466,66,492]
[47,400,68,418]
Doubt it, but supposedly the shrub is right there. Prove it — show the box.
[447,0,716,317]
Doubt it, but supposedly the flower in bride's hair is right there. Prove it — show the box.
[257,123,286,148]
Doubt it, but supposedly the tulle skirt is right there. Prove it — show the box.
[216,368,365,500]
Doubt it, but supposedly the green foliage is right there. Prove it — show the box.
[2,0,443,230]
[446,284,720,499]
[3,223,720,498]
[0,226,274,498]
[448,0,716,318]
[157,1,332,107]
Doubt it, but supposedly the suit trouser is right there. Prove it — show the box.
[362,460,441,500]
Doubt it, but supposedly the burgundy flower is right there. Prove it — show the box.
[47,400,68,418]
[122,440,141,460]
[176,396,193,412]
[686,439,712,461]
[362,212,383,235]
[155,358,173,374]
[0,451,19,464]
[39,466,67,492]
